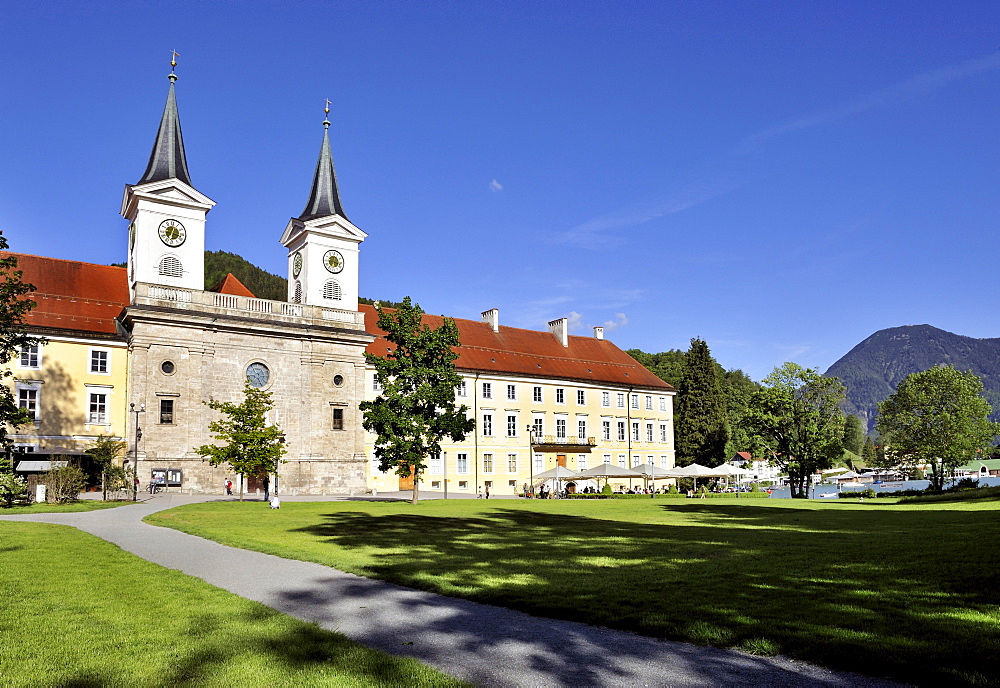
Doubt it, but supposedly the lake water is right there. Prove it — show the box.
[766,475,1000,499]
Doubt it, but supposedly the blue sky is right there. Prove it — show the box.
[2,1,998,380]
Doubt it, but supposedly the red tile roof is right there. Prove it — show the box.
[4,254,129,335]
[212,273,255,298]
[360,305,673,391]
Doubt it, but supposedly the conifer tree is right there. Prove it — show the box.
[675,338,728,467]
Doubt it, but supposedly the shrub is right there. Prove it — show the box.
[0,471,29,507]
[601,484,613,495]
[44,464,86,503]
[949,478,980,492]
[750,483,761,493]
[839,488,876,499]
[666,484,678,495]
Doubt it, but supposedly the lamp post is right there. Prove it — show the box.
[129,402,145,502]
[275,432,285,498]
[526,424,534,498]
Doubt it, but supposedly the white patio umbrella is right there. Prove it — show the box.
[578,463,644,491]
[532,465,583,495]
[661,463,731,491]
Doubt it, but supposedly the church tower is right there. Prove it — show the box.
[121,55,215,298]
[280,103,366,310]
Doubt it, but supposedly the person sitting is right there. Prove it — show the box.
[269,495,281,509]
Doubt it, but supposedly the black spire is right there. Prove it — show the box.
[138,64,192,187]
[299,108,347,221]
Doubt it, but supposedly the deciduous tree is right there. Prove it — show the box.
[876,365,999,490]
[744,363,846,498]
[89,434,127,501]
[0,232,42,445]
[195,381,287,501]
[360,297,475,505]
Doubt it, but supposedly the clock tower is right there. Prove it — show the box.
[281,104,365,310]
[121,59,214,298]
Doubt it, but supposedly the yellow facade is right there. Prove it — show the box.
[365,369,675,495]
[4,335,129,454]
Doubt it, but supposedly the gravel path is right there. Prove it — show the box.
[2,495,902,687]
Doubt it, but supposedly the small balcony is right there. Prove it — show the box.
[532,435,597,447]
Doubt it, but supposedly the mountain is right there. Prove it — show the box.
[826,325,1000,431]
[204,250,287,301]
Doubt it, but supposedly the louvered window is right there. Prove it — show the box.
[323,279,342,300]
[159,255,183,277]
[294,281,303,303]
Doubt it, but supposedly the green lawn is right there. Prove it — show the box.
[0,499,129,514]
[148,498,1000,686]
[0,522,464,687]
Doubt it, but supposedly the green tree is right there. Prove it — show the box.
[842,414,865,455]
[195,380,287,501]
[0,450,28,507]
[44,463,86,503]
[723,368,762,458]
[744,363,846,498]
[360,297,475,505]
[626,348,686,387]
[675,338,728,467]
[88,434,128,501]
[876,365,1000,491]
[861,436,878,468]
[0,232,42,446]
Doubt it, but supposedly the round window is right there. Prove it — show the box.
[161,360,175,375]
[246,362,270,388]
[333,374,344,387]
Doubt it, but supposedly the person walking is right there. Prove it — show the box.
[225,480,233,496]
[485,485,490,500]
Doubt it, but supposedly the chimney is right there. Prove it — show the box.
[481,308,499,333]
[548,317,569,347]
[594,326,604,340]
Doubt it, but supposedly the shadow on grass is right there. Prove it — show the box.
[288,506,1000,686]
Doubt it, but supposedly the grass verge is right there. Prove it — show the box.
[0,500,129,514]
[0,521,464,687]
[148,498,1000,686]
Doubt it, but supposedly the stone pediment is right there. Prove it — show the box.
[281,214,367,248]
[121,178,216,217]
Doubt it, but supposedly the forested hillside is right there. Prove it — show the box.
[826,325,1000,430]
[204,251,287,301]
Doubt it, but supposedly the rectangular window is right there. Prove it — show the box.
[18,388,38,419]
[633,455,640,467]
[632,421,640,442]
[509,479,517,488]
[533,417,544,440]
[660,423,668,443]
[483,453,494,473]
[482,382,492,399]
[659,396,667,412]
[332,408,344,430]
[19,344,39,369]
[577,454,587,470]
[631,394,639,410]
[90,349,109,374]
[482,413,493,436]
[485,480,493,489]
[555,388,565,404]
[660,455,669,468]
[647,455,654,466]
[507,384,517,401]
[533,386,543,402]
[456,380,467,397]
[457,453,469,474]
[429,454,443,474]
[617,421,626,441]
[534,453,544,471]
[577,390,585,405]
[602,420,611,441]
[508,453,518,473]
[459,480,468,489]
[556,418,567,439]
[577,419,587,439]
[372,376,381,392]
[646,423,654,443]
[602,453,612,464]
[645,395,653,410]
[431,481,441,489]
[601,391,610,407]
[617,454,626,467]
[616,393,625,409]
[507,414,517,437]
[88,393,107,424]
[159,399,174,425]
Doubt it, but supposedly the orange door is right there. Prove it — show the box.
[557,455,567,467]
[398,466,415,490]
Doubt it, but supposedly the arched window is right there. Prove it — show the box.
[158,255,183,278]
[293,281,303,303]
[323,279,342,301]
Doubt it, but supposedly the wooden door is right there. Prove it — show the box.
[557,455,567,467]
[399,465,415,490]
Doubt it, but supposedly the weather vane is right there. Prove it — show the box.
[323,98,331,129]
[169,49,180,82]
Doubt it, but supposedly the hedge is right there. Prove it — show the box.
[565,492,769,500]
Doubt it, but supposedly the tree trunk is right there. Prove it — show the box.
[239,473,244,502]
[102,470,107,501]
[411,467,419,505]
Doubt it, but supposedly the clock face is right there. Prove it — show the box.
[246,362,270,388]
[158,219,187,247]
[323,249,345,274]
[292,252,303,277]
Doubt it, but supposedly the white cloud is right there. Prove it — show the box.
[602,312,629,332]
[489,179,503,192]
[566,311,584,331]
